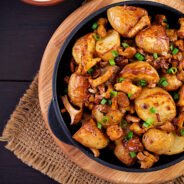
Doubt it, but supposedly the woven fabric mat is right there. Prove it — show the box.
[0,1,184,183]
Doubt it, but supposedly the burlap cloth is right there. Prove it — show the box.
[0,1,184,184]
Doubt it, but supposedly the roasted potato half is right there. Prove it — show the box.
[135,25,169,55]
[120,62,160,86]
[68,73,89,107]
[96,30,120,61]
[73,119,109,149]
[142,128,175,154]
[107,6,150,37]
[135,87,176,126]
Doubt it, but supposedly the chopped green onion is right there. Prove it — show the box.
[167,67,177,74]
[127,131,133,140]
[122,42,129,48]
[170,44,174,51]
[172,48,179,55]
[101,98,107,105]
[137,80,147,87]
[129,151,137,158]
[92,22,98,30]
[87,68,94,74]
[159,77,168,87]
[118,77,125,83]
[163,18,167,23]
[173,92,179,101]
[93,34,101,41]
[135,52,145,61]
[120,119,128,128]
[108,99,112,105]
[150,107,156,114]
[109,58,116,66]
[100,116,109,124]
[97,122,102,129]
[110,90,118,97]
[143,118,154,128]
[180,129,184,136]
[166,24,169,29]
[128,93,132,98]
[153,53,158,59]
[111,50,119,57]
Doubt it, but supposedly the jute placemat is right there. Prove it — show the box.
[0,74,183,184]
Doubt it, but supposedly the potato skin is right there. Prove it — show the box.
[107,6,150,37]
[135,25,169,55]
[162,74,182,91]
[73,119,109,149]
[120,62,159,86]
[135,87,176,126]
[96,30,120,61]
[142,129,175,154]
[68,73,89,107]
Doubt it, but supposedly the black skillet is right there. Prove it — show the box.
[48,1,184,172]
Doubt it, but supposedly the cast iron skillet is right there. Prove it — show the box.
[48,1,184,172]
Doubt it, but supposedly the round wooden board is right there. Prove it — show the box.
[38,0,184,183]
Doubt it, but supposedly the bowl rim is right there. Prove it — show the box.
[52,0,184,172]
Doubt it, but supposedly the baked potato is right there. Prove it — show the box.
[119,62,160,86]
[96,30,120,61]
[73,119,109,149]
[142,128,175,154]
[135,25,169,55]
[68,73,89,107]
[107,6,150,37]
[135,87,176,126]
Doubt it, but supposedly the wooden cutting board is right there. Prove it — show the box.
[38,0,184,183]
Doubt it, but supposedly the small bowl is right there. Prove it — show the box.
[48,1,184,172]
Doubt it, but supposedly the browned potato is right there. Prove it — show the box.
[114,79,142,100]
[72,33,95,65]
[178,18,184,39]
[96,30,120,61]
[142,128,175,154]
[166,134,184,155]
[68,73,89,107]
[114,140,135,166]
[120,62,160,86]
[162,74,182,91]
[178,85,184,106]
[137,151,159,169]
[73,119,109,149]
[107,6,150,37]
[106,125,124,141]
[135,25,169,55]
[62,95,82,125]
[135,87,176,126]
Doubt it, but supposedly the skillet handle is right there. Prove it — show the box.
[48,100,72,145]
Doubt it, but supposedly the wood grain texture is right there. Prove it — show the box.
[38,0,184,183]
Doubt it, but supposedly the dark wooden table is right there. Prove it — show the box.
[0,0,83,183]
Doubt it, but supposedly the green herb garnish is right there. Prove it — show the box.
[108,99,112,105]
[150,107,156,114]
[110,90,118,97]
[137,80,147,87]
[109,58,116,66]
[127,131,133,140]
[101,98,107,105]
[128,93,132,98]
[180,129,184,136]
[122,42,129,49]
[93,34,101,41]
[87,68,94,74]
[118,77,125,83]
[153,53,158,59]
[97,122,102,129]
[170,44,174,51]
[129,151,137,158]
[143,118,154,128]
[92,22,98,30]
[135,52,145,61]
[167,67,177,74]
[159,77,168,87]
[111,50,119,57]
[120,119,128,128]
[173,92,179,101]
[172,48,179,55]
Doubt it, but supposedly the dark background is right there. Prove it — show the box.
[0,0,83,183]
